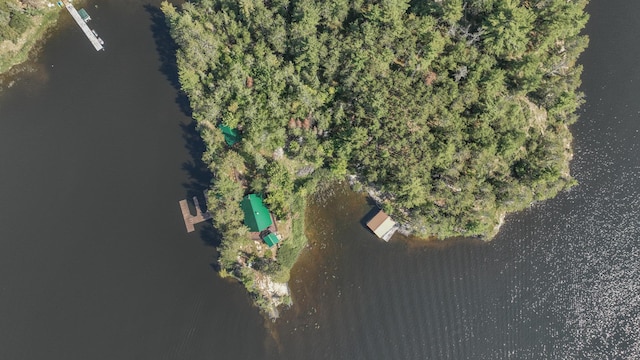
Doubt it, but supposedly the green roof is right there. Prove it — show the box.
[262,233,279,247]
[241,194,273,232]
[78,8,90,21]
[219,125,241,146]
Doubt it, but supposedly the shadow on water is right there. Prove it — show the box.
[145,4,209,197]
[179,121,211,197]
[145,4,192,117]
[145,4,221,254]
[359,206,380,230]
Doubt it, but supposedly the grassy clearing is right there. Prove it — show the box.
[0,7,60,74]
[271,192,308,283]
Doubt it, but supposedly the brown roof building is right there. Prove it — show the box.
[366,210,397,241]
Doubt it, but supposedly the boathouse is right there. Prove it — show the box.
[366,210,397,242]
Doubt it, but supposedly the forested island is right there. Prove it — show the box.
[162,0,588,317]
[0,0,60,74]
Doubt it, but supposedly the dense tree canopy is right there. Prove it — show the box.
[164,0,587,241]
[0,0,37,42]
[163,0,588,315]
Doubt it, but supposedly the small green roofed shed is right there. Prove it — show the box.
[262,233,279,247]
[219,124,241,146]
[78,8,91,22]
[241,194,273,232]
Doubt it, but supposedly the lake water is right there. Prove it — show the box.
[0,0,638,359]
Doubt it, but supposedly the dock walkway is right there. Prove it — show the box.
[381,225,399,242]
[64,2,104,51]
[179,194,212,233]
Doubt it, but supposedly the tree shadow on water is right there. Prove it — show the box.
[180,121,211,198]
[180,119,219,252]
[201,225,223,272]
[144,4,192,117]
[145,4,220,256]
[145,4,209,197]
[360,206,381,232]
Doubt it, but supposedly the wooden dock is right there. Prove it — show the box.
[64,2,104,51]
[179,195,212,233]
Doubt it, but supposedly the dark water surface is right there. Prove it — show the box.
[0,1,267,359]
[0,0,638,359]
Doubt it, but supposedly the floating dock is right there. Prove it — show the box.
[179,195,212,233]
[64,2,104,51]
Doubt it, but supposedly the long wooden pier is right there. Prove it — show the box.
[179,195,212,233]
[64,2,104,51]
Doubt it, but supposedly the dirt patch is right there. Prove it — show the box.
[520,96,548,135]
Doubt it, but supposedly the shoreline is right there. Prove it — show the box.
[0,4,62,75]
[162,0,587,320]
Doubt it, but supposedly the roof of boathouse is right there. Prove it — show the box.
[366,210,397,239]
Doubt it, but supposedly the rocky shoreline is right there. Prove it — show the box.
[347,174,506,240]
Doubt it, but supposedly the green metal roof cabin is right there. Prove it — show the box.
[262,233,279,247]
[241,194,273,232]
[219,125,241,146]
